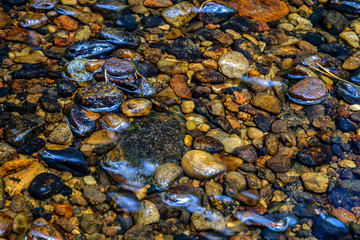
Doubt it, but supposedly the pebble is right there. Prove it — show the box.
[232,145,257,163]
[53,15,79,31]
[54,4,104,24]
[157,59,189,74]
[297,145,333,166]
[181,150,226,180]
[218,51,249,79]
[339,31,359,49]
[115,15,139,31]
[28,173,64,199]
[108,191,140,212]
[251,93,282,114]
[83,185,106,204]
[247,127,264,139]
[301,172,329,193]
[170,74,192,99]
[0,213,12,238]
[191,211,226,232]
[167,38,201,60]
[321,10,349,35]
[48,122,74,145]
[134,200,160,226]
[287,78,328,105]
[154,163,182,188]
[92,0,129,19]
[162,2,197,28]
[64,41,116,60]
[19,13,49,29]
[97,27,141,49]
[193,69,226,84]
[101,113,130,133]
[266,154,292,173]
[0,12,11,30]
[221,137,243,153]
[121,98,152,117]
[198,2,236,24]
[30,0,58,9]
[80,214,104,234]
[224,171,247,191]
[181,101,195,113]
[193,135,224,153]
[14,51,48,64]
[336,117,356,132]
[63,104,96,137]
[27,218,64,239]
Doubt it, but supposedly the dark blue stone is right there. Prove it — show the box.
[141,16,165,28]
[56,79,78,98]
[329,0,360,14]
[3,102,37,114]
[17,138,45,155]
[335,81,360,104]
[115,15,139,31]
[312,213,350,240]
[220,17,255,33]
[308,7,327,26]
[336,117,356,132]
[254,116,272,132]
[302,32,325,46]
[350,66,360,85]
[320,10,350,35]
[318,43,351,61]
[0,87,8,97]
[28,173,64,199]
[331,144,343,158]
[64,41,117,60]
[39,147,90,176]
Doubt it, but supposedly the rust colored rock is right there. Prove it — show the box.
[0,12,11,30]
[251,93,282,114]
[193,136,224,154]
[144,0,173,7]
[27,218,64,240]
[193,69,227,84]
[170,74,192,99]
[54,204,74,218]
[287,77,328,105]
[53,15,79,31]
[265,154,291,173]
[228,0,289,22]
[213,153,243,171]
[0,159,35,177]
[5,27,29,42]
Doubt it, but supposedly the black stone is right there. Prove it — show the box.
[0,0,28,5]
[11,67,49,79]
[296,145,332,166]
[321,10,350,35]
[193,99,209,115]
[335,81,360,104]
[92,0,129,19]
[63,104,96,137]
[302,32,326,46]
[309,7,327,26]
[28,173,64,199]
[56,79,78,98]
[350,66,360,85]
[254,116,272,132]
[97,27,141,50]
[198,2,236,24]
[0,87,8,97]
[233,39,260,62]
[17,138,45,155]
[336,117,356,132]
[166,38,201,60]
[64,41,117,60]
[210,116,233,133]
[328,0,360,14]
[4,114,45,147]
[331,144,343,158]
[115,15,138,31]
[350,112,360,123]
[193,136,224,153]
[40,96,61,112]
[318,43,352,61]
[39,147,90,176]
[141,16,165,28]
[220,17,255,33]
[304,104,325,123]
[136,60,158,78]
[312,213,350,240]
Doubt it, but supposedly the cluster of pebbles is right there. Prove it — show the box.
[1,0,360,239]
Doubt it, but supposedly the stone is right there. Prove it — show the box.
[251,93,282,114]
[193,69,226,84]
[321,10,349,35]
[83,185,106,205]
[221,138,243,153]
[213,153,243,171]
[128,0,148,14]
[17,138,45,155]
[143,0,172,8]
[247,127,264,139]
[80,214,104,234]
[218,51,249,79]
[48,122,74,145]
[97,27,141,49]
[134,200,160,226]
[296,145,333,166]
[0,213,12,238]
[75,82,124,112]
[121,98,152,117]
[157,59,189,74]
[193,135,224,154]
[30,0,57,10]
[63,104,96,137]
[340,32,359,49]
[162,2,197,28]
[181,150,226,180]
[108,191,140,212]
[54,4,104,24]
[191,211,226,232]
[115,15,139,31]
[92,0,129,19]
[28,172,64,199]
[225,171,247,191]
[154,163,182,188]
[27,218,64,240]
[167,38,201,60]
[53,15,78,31]
[228,0,289,22]
[101,113,130,133]
[141,16,166,27]
[335,81,360,105]
[0,12,11,30]
[54,203,73,218]
[19,13,48,29]
[233,145,257,163]
[301,172,329,193]
[198,2,236,24]
[287,78,328,105]
[14,51,47,64]
[39,148,90,176]
[170,74,192,99]
[266,154,292,173]
[64,41,116,60]
[4,114,45,147]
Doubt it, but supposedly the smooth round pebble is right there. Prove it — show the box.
[221,137,243,153]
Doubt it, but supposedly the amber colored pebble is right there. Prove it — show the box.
[54,203,74,218]
[170,74,192,99]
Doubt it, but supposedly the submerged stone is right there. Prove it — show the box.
[286,78,328,105]
[39,147,90,176]
[329,0,360,14]
[97,27,141,50]
[296,145,332,166]
[92,0,129,19]
[64,41,116,60]
[335,81,360,104]
[198,2,236,24]
[108,191,140,212]
[162,2,197,28]
[17,138,45,155]
[312,213,350,240]
[166,38,201,60]
[28,173,64,199]
[63,104,96,137]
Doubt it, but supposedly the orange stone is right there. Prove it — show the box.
[54,204,74,218]
[27,218,64,240]
[0,159,35,177]
[170,74,192,99]
[213,153,243,171]
[143,0,173,8]
[53,15,79,31]
[228,0,289,22]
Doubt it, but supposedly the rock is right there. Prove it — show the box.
[19,13,48,29]
[65,58,94,83]
[265,133,279,155]
[54,203,73,218]
[167,38,201,60]
[301,172,329,193]
[143,0,172,7]
[56,80,78,98]
[339,31,359,49]
[28,172,64,199]
[92,0,129,19]
[162,2,197,28]
[228,0,289,22]
[104,57,135,77]
[351,67,360,85]
[154,163,182,188]
[27,218,64,240]
[40,96,61,112]
[39,148,90,176]
[247,127,264,139]
[4,114,45,147]
[170,74,192,99]
[17,138,45,155]
[75,82,124,112]
[321,10,349,35]
[115,15,139,31]
[213,153,243,171]
[80,214,103,234]
[336,117,356,132]
[318,43,351,61]
[48,122,73,145]
[193,69,226,84]
[108,191,140,212]
[0,213,12,238]
[302,32,325,46]
[296,145,333,166]
[64,41,116,60]
[225,171,247,191]
[53,15,78,31]
[128,0,148,14]
[12,64,49,79]
[54,4,104,24]
[286,78,328,105]
[198,2,236,24]
[121,98,152,117]
[85,129,120,154]
[101,113,130,133]
[63,104,96,137]
[335,81,360,104]
[124,225,160,240]
[233,39,260,62]
[221,138,243,154]
[191,211,226,232]
[220,16,255,33]
[266,154,291,173]
[0,12,11,30]
[193,136,224,154]
[83,185,106,205]
[157,59,189,74]
[288,13,312,31]
[218,51,249,79]
[233,145,257,163]
[328,0,360,14]
[141,16,165,27]
[251,93,282,114]
[271,120,288,133]
[181,150,226,180]
[14,50,47,64]
[97,27,141,49]
[30,0,57,10]
[134,200,160,226]
[312,213,350,240]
